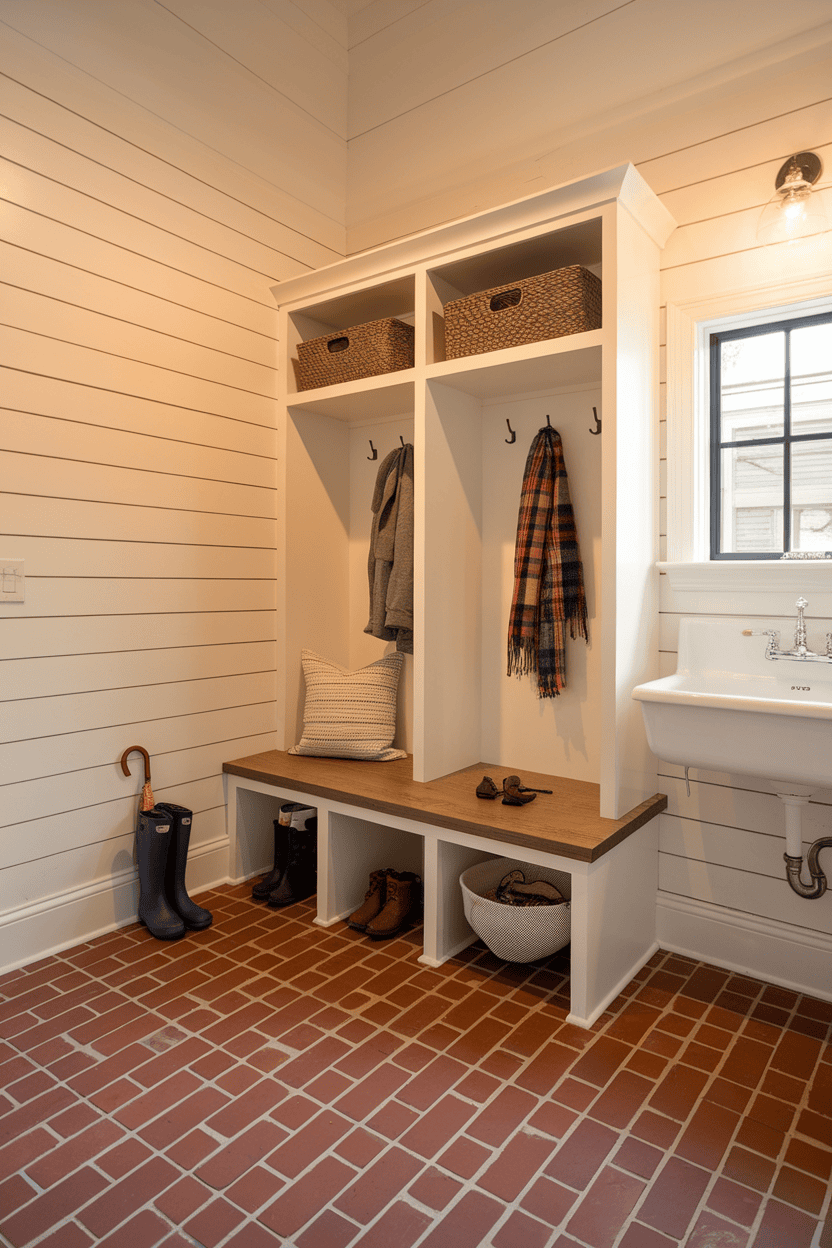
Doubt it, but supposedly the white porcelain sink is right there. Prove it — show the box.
[632,617,832,790]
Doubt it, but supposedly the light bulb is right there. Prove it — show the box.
[757,152,829,245]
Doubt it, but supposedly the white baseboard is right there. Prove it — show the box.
[657,891,832,1004]
[0,837,230,975]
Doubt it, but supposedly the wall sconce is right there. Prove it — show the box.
[757,152,829,244]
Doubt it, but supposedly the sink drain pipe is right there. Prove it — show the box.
[778,792,832,899]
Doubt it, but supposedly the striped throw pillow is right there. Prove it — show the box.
[289,650,407,762]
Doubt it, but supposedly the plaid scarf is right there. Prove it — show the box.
[507,425,588,697]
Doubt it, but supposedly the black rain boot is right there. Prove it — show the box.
[268,811,318,908]
[136,809,186,940]
[251,803,306,901]
[156,802,212,931]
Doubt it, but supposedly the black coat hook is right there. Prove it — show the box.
[545,414,552,428]
[589,407,602,436]
[367,440,377,460]
[504,419,516,444]
[400,435,405,447]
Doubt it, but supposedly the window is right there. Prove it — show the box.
[710,311,832,558]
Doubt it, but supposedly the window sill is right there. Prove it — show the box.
[657,561,832,594]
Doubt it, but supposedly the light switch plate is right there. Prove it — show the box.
[1,560,24,602]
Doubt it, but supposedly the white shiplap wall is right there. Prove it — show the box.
[0,10,347,969]
[340,2,832,998]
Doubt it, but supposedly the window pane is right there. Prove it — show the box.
[791,323,832,436]
[720,332,784,442]
[791,439,832,551]
[720,444,783,553]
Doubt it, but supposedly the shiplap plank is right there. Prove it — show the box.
[661,229,832,306]
[1,370,276,460]
[6,535,275,580]
[0,73,343,272]
[4,412,275,491]
[2,116,320,286]
[658,143,832,231]
[0,29,345,254]
[0,327,274,427]
[0,703,275,786]
[2,202,275,337]
[348,0,619,135]
[659,852,832,935]
[1,736,273,836]
[1,241,277,370]
[2,156,280,303]
[5,285,275,400]
[641,60,832,198]
[347,0,429,48]
[2,641,275,702]
[4,671,275,742]
[660,803,832,868]
[159,0,347,136]
[658,778,832,844]
[5,578,276,618]
[2,610,274,662]
[258,0,347,67]
[4,496,275,551]
[0,0,347,221]
[6,453,275,522]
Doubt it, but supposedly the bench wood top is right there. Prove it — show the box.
[223,751,667,863]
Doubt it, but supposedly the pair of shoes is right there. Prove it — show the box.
[491,869,567,906]
[347,868,422,939]
[251,803,314,901]
[476,774,553,805]
[136,803,212,940]
[252,805,317,908]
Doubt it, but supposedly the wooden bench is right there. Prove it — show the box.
[223,750,667,1028]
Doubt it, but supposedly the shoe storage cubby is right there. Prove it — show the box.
[230,786,317,884]
[321,812,424,928]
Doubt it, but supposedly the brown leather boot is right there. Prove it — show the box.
[347,869,387,932]
[365,870,421,940]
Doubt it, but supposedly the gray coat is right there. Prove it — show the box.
[365,443,413,654]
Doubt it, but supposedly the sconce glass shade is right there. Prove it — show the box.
[757,152,829,244]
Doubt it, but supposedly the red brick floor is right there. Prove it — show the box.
[0,883,830,1247]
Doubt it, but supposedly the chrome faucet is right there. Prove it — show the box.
[743,597,832,664]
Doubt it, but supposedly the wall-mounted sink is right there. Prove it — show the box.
[631,615,832,791]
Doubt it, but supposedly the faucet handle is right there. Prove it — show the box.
[742,629,780,638]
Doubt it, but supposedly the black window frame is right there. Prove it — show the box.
[710,309,832,559]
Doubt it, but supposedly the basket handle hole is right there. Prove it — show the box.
[489,289,522,312]
[327,336,350,353]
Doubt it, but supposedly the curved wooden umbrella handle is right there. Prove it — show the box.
[120,745,151,782]
[120,746,155,811]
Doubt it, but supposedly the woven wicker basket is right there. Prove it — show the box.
[294,317,415,391]
[460,858,571,963]
[444,265,601,360]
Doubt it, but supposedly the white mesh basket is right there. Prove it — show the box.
[460,858,571,963]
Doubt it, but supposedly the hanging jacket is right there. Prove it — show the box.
[365,443,414,654]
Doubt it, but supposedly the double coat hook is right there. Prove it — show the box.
[367,436,409,460]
